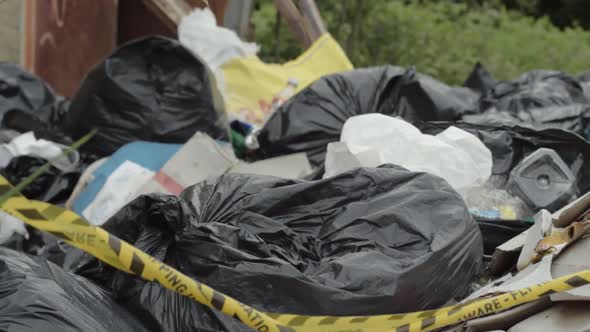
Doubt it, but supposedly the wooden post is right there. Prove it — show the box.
[298,0,326,41]
[273,0,312,48]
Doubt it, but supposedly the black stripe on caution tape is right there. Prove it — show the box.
[421,317,436,329]
[396,324,410,332]
[288,316,310,326]
[350,317,370,323]
[16,208,47,220]
[0,184,23,197]
[71,218,88,226]
[130,252,146,276]
[0,184,11,196]
[565,276,590,287]
[278,327,295,332]
[41,204,66,220]
[108,234,122,256]
[211,291,226,311]
[319,317,339,325]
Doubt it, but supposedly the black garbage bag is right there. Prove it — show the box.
[71,166,483,332]
[0,155,80,204]
[255,66,478,166]
[418,122,590,192]
[463,62,497,93]
[578,71,590,101]
[477,69,588,112]
[0,63,70,143]
[460,65,590,140]
[462,104,590,140]
[64,36,229,156]
[0,247,151,332]
[1,225,74,267]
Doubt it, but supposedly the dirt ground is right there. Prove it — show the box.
[0,0,21,63]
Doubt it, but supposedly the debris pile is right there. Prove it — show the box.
[2,2,590,332]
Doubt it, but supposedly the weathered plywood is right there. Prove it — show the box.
[23,0,117,96]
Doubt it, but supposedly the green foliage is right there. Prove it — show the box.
[252,0,590,85]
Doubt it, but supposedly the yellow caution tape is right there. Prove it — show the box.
[1,175,590,332]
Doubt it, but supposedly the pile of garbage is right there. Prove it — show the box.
[3,6,590,332]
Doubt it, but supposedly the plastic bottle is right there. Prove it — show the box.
[246,78,299,150]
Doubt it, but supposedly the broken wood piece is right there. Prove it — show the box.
[298,0,326,41]
[273,0,313,48]
[144,0,192,31]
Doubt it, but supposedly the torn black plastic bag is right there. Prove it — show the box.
[460,66,590,139]
[477,69,588,112]
[418,122,590,191]
[0,155,88,264]
[462,104,590,140]
[0,63,70,144]
[0,155,81,204]
[463,62,497,94]
[71,166,483,332]
[0,247,150,332]
[254,66,478,166]
[579,71,590,101]
[64,36,229,156]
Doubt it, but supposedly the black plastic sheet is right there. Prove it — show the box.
[255,66,478,166]
[0,63,70,143]
[462,104,590,140]
[0,155,87,264]
[462,66,590,138]
[579,71,590,102]
[64,36,229,156]
[71,166,483,332]
[0,247,150,332]
[478,69,587,112]
[0,155,80,204]
[463,62,497,94]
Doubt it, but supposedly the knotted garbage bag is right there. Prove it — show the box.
[64,36,229,156]
[0,63,70,144]
[70,165,483,331]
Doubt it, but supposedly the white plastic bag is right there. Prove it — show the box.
[324,114,493,190]
[0,210,27,244]
[0,131,79,171]
[178,8,258,71]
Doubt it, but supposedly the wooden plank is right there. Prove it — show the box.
[23,0,118,97]
[298,0,326,41]
[273,0,312,48]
